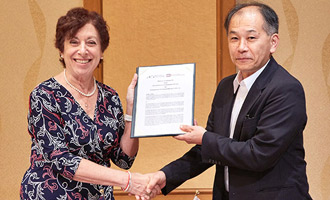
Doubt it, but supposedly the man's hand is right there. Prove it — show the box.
[134,171,165,200]
[147,171,166,192]
[174,125,206,145]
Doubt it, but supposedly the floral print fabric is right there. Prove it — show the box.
[20,78,135,200]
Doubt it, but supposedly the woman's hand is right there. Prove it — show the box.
[126,73,138,114]
[121,73,139,157]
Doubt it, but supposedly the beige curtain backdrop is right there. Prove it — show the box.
[0,0,329,199]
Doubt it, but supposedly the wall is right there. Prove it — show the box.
[0,0,329,199]
[0,0,83,199]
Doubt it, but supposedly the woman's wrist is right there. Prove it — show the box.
[124,114,132,122]
[121,171,132,192]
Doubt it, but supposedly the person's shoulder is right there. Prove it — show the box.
[264,64,305,98]
[29,78,61,105]
[97,81,119,96]
[32,77,59,88]
[274,65,303,88]
[222,74,237,82]
[31,78,59,93]
[217,73,236,88]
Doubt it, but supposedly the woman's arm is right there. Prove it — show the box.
[74,158,127,187]
[120,73,139,157]
[73,158,150,196]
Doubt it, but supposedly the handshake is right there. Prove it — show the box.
[122,170,166,200]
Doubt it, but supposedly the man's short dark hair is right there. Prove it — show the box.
[224,2,279,35]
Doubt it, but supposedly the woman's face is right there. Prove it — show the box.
[61,23,102,77]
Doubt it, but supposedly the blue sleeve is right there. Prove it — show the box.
[28,86,82,179]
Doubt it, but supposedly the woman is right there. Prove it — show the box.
[20,7,151,200]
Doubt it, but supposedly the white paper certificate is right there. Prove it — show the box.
[131,63,195,138]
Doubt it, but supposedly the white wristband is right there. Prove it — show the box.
[124,114,132,122]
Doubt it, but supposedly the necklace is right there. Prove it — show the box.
[63,69,97,97]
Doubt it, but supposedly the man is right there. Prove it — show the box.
[146,2,312,200]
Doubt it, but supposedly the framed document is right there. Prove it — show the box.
[131,63,195,138]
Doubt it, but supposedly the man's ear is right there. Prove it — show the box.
[270,33,279,54]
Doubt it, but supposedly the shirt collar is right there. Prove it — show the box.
[233,59,270,93]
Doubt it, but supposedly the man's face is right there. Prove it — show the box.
[227,6,279,79]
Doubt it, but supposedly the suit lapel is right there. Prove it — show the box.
[211,74,237,138]
[221,77,237,138]
[225,85,240,137]
[232,57,279,140]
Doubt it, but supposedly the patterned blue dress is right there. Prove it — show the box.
[20,78,135,200]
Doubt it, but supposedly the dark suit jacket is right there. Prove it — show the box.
[161,57,312,200]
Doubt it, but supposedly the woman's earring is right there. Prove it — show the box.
[98,57,104,67]
[59,55,64,62]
